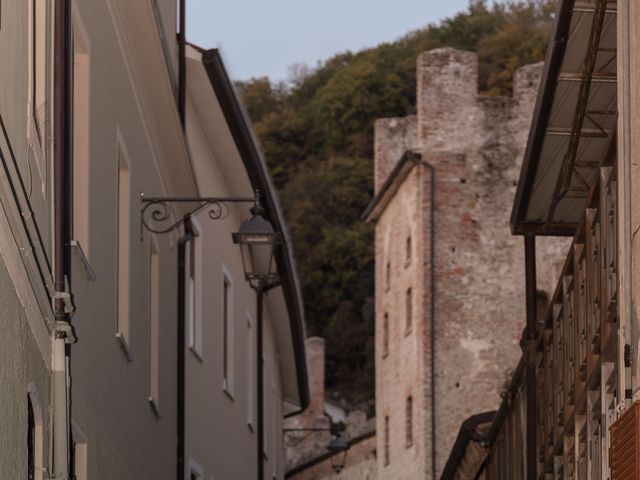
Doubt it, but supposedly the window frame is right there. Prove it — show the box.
[186,218,203,359]
[246,310,255,431]
[221,264,235,398]
[115,132,132,361]
[148,235,161,416]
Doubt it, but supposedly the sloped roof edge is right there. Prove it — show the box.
[201,48,309,410]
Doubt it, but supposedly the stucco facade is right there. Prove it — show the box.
[0,2,307,480]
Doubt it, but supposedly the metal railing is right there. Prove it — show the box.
[482,163,619,479]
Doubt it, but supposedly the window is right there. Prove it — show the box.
[385,262,391,291]
[382,313,389,358]
[186,219,202,358]
[405,287,412,334]
[31,0,49,150]
[405,236,412,265]
[116,139,131,360]
[406,396,413,447]
[148,237,160,415]
[246,311,255,430]
[384,416,390,466]
[72,11,90,257]
[222,266,234,396]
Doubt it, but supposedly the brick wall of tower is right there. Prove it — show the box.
[372,48,569,479]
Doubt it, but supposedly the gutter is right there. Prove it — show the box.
[510,0,575,235]
[201,49,309,410]
[53,0,76,478]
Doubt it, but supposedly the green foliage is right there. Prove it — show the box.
[240,0,555,405]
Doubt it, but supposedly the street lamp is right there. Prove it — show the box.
[232,193,281,480]
[232,196,281,291]
[327,432,349,474]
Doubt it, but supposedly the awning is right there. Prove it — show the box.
[511,0,617,236]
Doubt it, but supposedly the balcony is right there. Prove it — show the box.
[480,161,618,480]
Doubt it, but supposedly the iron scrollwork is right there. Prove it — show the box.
[140,192,258,239]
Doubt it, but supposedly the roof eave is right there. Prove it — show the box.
[362,150,421,222]
[510,0,576,236]
[201,49,310,409]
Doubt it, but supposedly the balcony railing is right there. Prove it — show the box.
[481,162,619,480]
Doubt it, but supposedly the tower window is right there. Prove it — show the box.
[382,313,389,358]
[384,416,390,466]
[385,262,391,291]
[406,396,413,447]
[405,287,412,334]
[405,236,412,265]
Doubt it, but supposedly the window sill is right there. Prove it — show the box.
[115,332,133,361]
[148,397,161,419]
[189,345,203,362]
[382,351,389,359]
[247,421,254,433]
[223,381,235,401]
[404,328,412,337]
[71,240,96,281]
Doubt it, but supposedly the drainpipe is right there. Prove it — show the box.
[420,160,437,479]
[53,0,75,478]
[523,235,537,480]
[177,216,193,480]
[256,281,280,480]
[178,0,186,128]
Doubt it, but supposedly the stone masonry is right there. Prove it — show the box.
[369,48,568,479]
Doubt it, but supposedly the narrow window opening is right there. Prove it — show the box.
[148,237,160,415]
[405,236,412,265]
[406,396,413,448]
[405,287,412,334]
[116,143,131,359]
[246,312,255,430]
[222,267,234,397]
[384,416,390,466]
[385,262,391,291]
[382,313,389,358]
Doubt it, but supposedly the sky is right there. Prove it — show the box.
[186,0,470,82]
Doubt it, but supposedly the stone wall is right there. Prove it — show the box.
[371,47,569,479]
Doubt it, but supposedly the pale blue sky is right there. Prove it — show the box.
[186,0,470,82]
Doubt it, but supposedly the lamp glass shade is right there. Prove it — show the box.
[327,434,349,474]
[232,207,280,288]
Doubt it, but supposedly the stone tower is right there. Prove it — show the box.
[364,48,566,479]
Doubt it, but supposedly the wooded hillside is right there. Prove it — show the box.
[238,0,556,406]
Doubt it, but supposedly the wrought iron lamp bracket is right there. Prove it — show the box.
[140,191,258,239]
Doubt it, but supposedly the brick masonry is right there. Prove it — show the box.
[371,48,568,479]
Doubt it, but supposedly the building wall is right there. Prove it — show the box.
[0,1,55,478]
[373,48,568,479]
[67,1,193,478]
[183,72,288,480]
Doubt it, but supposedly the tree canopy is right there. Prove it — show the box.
[237,0,556,405]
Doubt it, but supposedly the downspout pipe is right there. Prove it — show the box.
[421,160,437,479]
[178,0,186,129]
[523,235,538,480]
[53,0,75,478]
[256,280,280,480]
[177,216,193,480]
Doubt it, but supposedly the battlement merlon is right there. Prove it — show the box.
[416,48,543,153]
[373,115,417,194]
